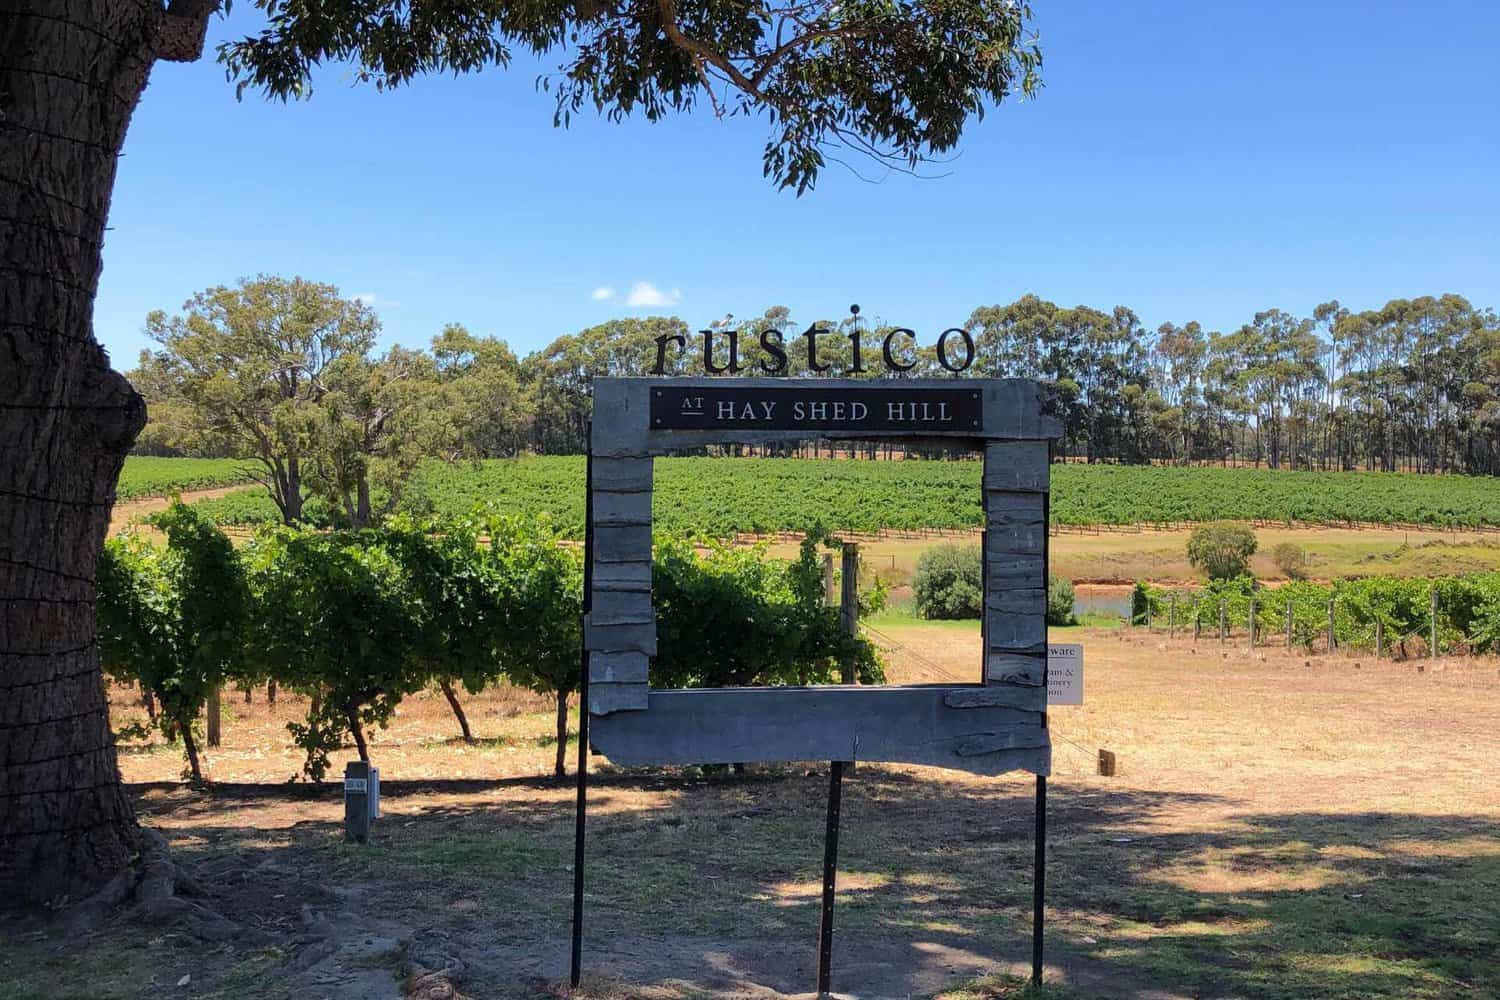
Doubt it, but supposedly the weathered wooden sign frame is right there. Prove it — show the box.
[570,376,1062,994]
[584,376,1061,776]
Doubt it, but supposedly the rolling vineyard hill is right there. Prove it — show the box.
[152,456,1500,537]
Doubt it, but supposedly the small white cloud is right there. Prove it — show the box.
[352,292,398,308]
[624,281,682,308]
[590,286,616,301]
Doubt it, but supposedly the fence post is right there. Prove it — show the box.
[840,544,859,684]
[343,760,372,844]
[1430,587,1439,658]
[1376,619,1384,658]
[1286,598,1294,649]
[1169,596,1176,639]
[1218,601,1226,644]
[1327,598,1337,653]
[1145,600,1153,632]
[1248,599,1257,647]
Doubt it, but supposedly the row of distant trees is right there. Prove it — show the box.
[131,278,1500,524]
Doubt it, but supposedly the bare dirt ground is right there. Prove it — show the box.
[109,486,251,536]
[5,625,1497,1000]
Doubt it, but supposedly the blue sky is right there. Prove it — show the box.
[97,0,1500,366]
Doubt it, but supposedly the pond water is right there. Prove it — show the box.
[1072,588,1132,620]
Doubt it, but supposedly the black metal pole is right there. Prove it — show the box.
[1032,447,1049,988]
[1031,773,1046,987]
[570,435,595,988]
[816,759,845,997]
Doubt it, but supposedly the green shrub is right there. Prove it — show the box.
[913,543,1073,625]
[98,501,249,783]
[244,528,425,780]
[654,528,883,689]
[1130,580,1155,625]
[1187,522,1258,580]
[1047,574,1076,626]
[482,514,584,777]
[912,543,983,619]
[1272,542,1309,579]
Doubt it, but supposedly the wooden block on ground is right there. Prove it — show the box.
[1097,749,1117,776]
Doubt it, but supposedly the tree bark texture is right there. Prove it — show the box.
[1,0,173,907]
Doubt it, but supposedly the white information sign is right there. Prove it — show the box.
[1047,644,1083,706]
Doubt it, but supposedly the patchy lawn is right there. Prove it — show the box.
[4,625,1497,999]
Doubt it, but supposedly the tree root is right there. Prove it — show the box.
[62,829,267,944]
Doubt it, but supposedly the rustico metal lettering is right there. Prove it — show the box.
[652,323,977,376]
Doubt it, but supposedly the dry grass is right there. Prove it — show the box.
[38,623,1492,1000]
[761,524,1500,588]
[113,680,561,786]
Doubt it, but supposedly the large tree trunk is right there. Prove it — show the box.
[284,457,304,523]
[1,0,210,910]
[355,474,372,529]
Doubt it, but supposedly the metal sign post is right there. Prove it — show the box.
[569,433,595,989]
[816,759,846,995]
[1032,773,1046,986]
[1033,473,1051,987]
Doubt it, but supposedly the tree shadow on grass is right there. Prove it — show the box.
[114,769,1500,1000]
